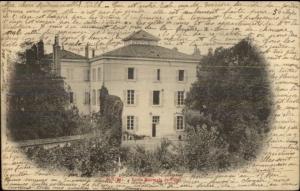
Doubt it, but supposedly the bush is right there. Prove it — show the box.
[126,146,160,175]
[184,38,273,171]
[124,139,188,175]
[154,139,174,170]
[24,137,122,177]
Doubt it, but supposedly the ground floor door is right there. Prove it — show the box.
[152,123,156,137]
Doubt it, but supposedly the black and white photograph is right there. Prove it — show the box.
[1,1,299,190]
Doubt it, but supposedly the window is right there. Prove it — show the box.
[156,69,160,81]
[153,91,160,105]
[92,68,96,82]
[127,116,134,130]
[152,116,160,124]
[92,89,96,105]
[176,116,184,130]
[84,69,90,81]
[127,90,135,105]
[178,70,184,81]
[97,67,101,81]
[69,92,74,103]
[177,91,185,106]
[128,67,134,80]
[84,92,90,104]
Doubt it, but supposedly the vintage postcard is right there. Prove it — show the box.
[1,1,299,190]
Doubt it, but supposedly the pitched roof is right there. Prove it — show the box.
[123,30,160,42]
[101,44,201,61]
[44,49,86,60]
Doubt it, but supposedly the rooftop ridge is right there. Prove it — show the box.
[94,44,201,61]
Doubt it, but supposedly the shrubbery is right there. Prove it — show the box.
[126,146,160,175]
[184,38,272,171]
[25,138,185,176]
[26,137,122,177]
[7,42,87,141]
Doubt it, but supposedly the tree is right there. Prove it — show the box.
[7,41,81,141]
[184,38,273,169]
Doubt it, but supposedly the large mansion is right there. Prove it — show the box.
[41,30,201,140]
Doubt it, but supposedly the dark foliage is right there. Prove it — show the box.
[184,38,273,170]
[21,82,124,176]
[25,138,122,177]
[7,42,83,141]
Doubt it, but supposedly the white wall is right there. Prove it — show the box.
[93,57,199,140]
[61,57,199,140]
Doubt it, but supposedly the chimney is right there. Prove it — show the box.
[85,43,89,58]
[53,34,61,76]
[192,44,201,57]
[31,44,37,62]
[54,34,59,45]
[92,49,95,58]
[37,39,44,60]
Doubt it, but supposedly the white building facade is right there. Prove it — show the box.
[45,30,201,141]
